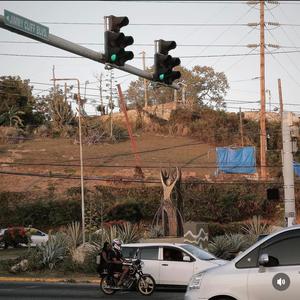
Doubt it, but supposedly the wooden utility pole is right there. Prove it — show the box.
[278,78,283,120]
[260,0,267,179]
[140,51,148,108]
[239,107,244,147]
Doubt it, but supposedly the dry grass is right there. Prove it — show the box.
[0,134,216,193]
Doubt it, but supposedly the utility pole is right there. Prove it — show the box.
[64,82,67,102]
[50,78,86,244]
[282,112,297,227]
[99,73,103,108]
[239,107,244,147]
[52,65,56,93]
[278,78,283,120]
[260,0,267,179]
[109,70,114,138]
[140,51,148,108]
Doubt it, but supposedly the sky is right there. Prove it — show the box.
[1,1,300,115]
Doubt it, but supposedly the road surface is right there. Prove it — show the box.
[0,282,185,299]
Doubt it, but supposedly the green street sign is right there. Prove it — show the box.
[4,10,49,40]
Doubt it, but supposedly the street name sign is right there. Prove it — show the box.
[4,10,49,40]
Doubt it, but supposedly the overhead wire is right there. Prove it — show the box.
[184,4,257,67]
[2,50,300,60]
[266,6,300,77]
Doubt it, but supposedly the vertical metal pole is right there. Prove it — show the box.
[52,65,56,92]
[76,80,86,244]
[100,73,103,107]
[239,107,244,147]
[278,79,283,121]
[260,0,267,179]
[50,77,86,243]
[110,70,113,138]
[140,51,148,108]
[64,82,67,102]
[282,112,296,227]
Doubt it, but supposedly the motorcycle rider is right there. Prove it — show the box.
[97,241,112,275]
[109,239,129,287]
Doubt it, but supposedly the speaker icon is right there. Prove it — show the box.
[273,273,290,291]
[276,278,286,287]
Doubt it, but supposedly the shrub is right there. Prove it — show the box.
[147,225,164,239]
[106,201,143,223]
[208,233,250,260]
[65,221,82,250]
[37,233,69,270]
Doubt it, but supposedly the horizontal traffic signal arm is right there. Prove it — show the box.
[0,13,179,89]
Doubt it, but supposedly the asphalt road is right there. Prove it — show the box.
[0,282,185,300]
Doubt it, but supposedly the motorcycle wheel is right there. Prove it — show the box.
[100,275,116,295]
[137,275,156,296]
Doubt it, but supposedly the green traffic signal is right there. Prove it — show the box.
[111,54,117,62]
[159,74,165,81]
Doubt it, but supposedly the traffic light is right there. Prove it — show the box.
[104,15,134,66]
[154,39,181,85]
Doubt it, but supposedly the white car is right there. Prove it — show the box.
[185,225,300,300]
[28,228,48,246]
[122,242,226,286]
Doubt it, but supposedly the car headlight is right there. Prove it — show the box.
[187,272,204,290]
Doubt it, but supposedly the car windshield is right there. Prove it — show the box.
[181,244,216,260]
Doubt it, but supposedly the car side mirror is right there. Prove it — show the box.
[183,255,191,262]
[258,253,269,266]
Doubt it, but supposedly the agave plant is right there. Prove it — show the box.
[118,222,142,244]
[66,221,82,250]
[37,233,69,270]
[242,215,270,237]
[148,225,164,239]
[208,233,249,260]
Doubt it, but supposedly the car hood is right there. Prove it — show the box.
[208,259,228,266]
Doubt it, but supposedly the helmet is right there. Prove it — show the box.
[112,239,122,252]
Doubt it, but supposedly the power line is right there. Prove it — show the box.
[184,4,257,67]
[0,170,283,185]
[39,21,250,27]
[1,50,300,60]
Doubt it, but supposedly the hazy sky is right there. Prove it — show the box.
[1,1,300,115]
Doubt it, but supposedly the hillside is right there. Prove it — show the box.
[0,134,216,193]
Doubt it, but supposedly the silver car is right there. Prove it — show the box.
[185,225,300,300]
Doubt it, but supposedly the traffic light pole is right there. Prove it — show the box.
[0,14,179,89]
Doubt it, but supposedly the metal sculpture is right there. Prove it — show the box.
[153,167,183,236]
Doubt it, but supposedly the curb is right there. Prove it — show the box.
[0,276,100,284]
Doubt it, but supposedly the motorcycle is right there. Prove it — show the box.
[100,259,156,296]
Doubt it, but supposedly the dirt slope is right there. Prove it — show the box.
[0,134,216,193]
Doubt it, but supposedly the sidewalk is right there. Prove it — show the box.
[0,273,100,284]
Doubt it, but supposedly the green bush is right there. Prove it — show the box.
[106,201,143,223]
[208,222,243,239]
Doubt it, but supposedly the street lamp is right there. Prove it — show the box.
[51,77,86,244]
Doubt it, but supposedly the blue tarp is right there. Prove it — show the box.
[294,162,300,176]
[216,147,256,174]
